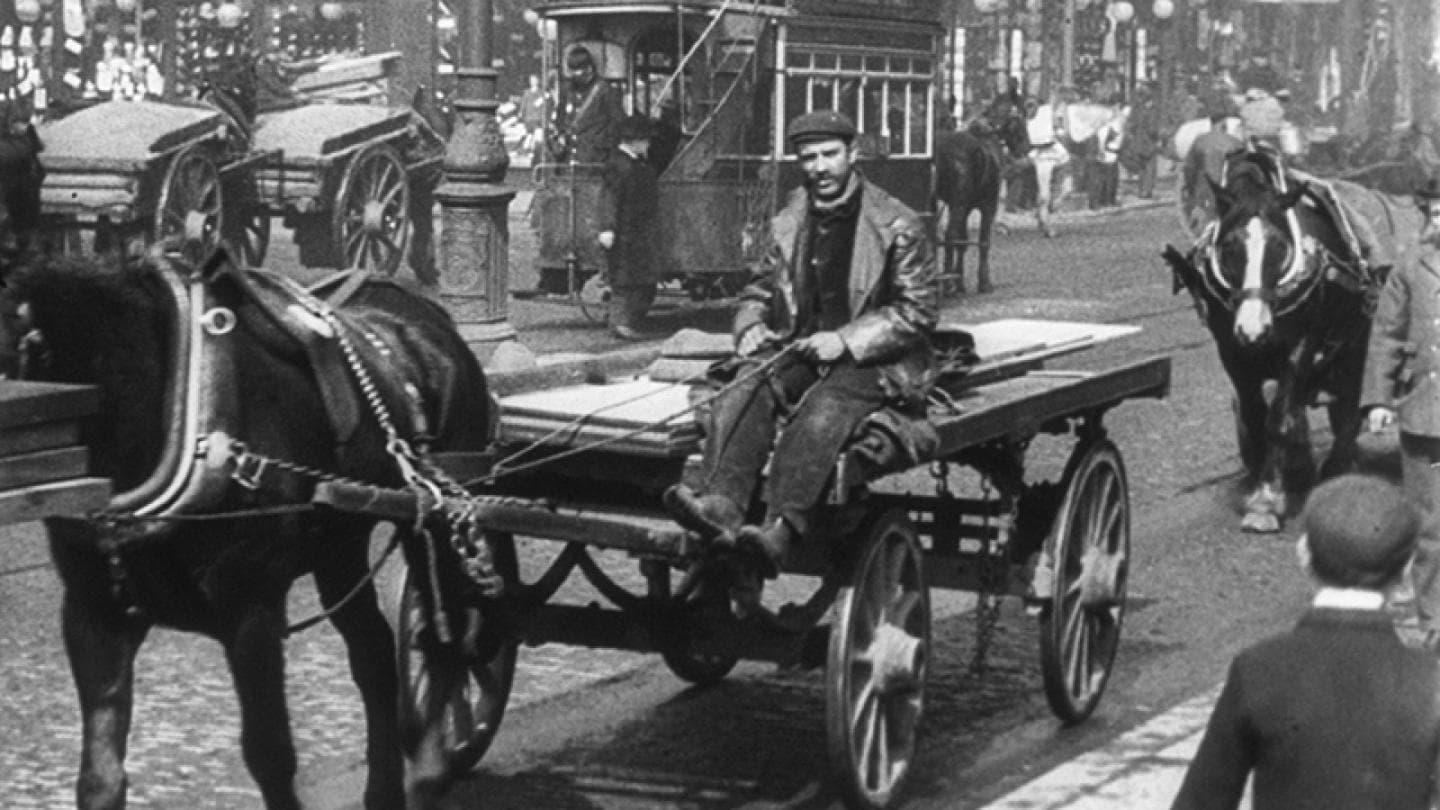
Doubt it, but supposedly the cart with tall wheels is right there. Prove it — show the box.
[311,320,1170,809]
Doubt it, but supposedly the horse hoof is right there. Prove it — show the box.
[1240,512,1282,534]
[1042,228,1056,239]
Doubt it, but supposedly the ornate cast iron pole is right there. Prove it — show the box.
[438,0,519,358]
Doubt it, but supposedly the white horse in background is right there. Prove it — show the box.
[1028,101,1126,236]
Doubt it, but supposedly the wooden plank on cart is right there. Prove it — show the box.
[0,478,111,526]
[944,319,1142,390]
[0,381,101,430]
[0,447,89,490]
[499,378,699,457]
[253,104,413,165]
[930,356,1170,456]
[38,100,227,172]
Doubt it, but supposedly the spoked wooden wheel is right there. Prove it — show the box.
[1038,438,1130,724]
[332,142,409,274]
[397,531,518,775]
[221,171,270,267]
[154,144,223,263]
[826,509,930,810]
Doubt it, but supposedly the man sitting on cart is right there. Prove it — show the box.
[664,110,938,600]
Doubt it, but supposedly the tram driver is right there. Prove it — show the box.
[663,110,938,610]
[551,46,624,165]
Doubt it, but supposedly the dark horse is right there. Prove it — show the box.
[934,112,1029,295]
[1163,147,1411,532]
[2,227,500,806]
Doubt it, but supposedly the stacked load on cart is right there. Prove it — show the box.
[0,382,110,527]
[37,100,228,223]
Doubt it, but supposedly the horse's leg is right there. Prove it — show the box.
[61,594,148,810]
[224,600,303,810]
[977,197,997,294]
[313,524,405,810]
[1321,344,1367,480]
[1243,375,1313,533]
[1229,371,1286,532]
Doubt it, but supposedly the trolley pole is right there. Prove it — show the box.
[437,0,520,360]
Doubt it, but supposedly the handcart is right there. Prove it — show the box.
[312,319,1171,810]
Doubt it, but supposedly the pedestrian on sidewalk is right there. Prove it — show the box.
[1362,175,1440,642]
[1171,473,1440,810]
[662,109,937,611]
[596,114,662,340]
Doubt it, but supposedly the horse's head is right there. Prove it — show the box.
[1207,152,1309,345]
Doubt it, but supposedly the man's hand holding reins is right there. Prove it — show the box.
[794,331,848,364]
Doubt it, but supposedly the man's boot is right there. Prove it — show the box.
[735,518,794,580]
[663,484,744,542]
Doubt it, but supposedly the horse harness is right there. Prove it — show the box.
[1184,171,1379,381]
[84,250,499,637]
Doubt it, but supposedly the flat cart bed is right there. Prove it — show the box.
[311,320,1171,810]
[318,354,1168,556]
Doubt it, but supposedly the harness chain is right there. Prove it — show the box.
[970,475,1010,675]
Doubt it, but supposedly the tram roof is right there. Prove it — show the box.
[536,1,790,17]
[536,0,944,24]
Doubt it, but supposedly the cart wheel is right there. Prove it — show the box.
[826,509,929,810]
[1038,439,1129,724]
[332,142,410,274]
[579,273,610,323]
[397,531,518,775]
[222,171,270,267]
[154,144,223,263]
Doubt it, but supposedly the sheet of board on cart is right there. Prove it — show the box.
[0,381,111,526]
[498,319,1141,454]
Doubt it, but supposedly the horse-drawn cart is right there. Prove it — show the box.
[312,319,1170,809]
[36,52,441,274]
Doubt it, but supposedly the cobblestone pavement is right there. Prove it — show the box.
[1,177,1182,808]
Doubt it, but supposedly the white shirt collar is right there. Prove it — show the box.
[1312,587,1386,611]
[619,144,643,161]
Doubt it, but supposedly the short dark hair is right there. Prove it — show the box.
[1303,474,1419,589]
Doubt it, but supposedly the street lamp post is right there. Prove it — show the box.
[437,0,520,360]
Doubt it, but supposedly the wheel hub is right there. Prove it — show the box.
[866,622,923,694]
[362,200,388,233]
[1077,544,1125,608]
[183,210,211,243]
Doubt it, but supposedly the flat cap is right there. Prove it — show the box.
[1302,474,1418,589]
[785,110,857,148]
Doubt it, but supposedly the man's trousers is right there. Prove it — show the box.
[699,352,886,535]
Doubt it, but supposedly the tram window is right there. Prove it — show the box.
[786,47,933,157]
[909,90,929,154]
[838,78,860,125]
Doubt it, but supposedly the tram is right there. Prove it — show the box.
[527,0,945,308]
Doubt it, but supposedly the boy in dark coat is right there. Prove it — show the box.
[596,115,662,339]
[1171,474,1440,810]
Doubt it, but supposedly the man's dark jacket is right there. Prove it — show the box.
[733,174,937,405]
[596,146,661,288]
[1172,608,1440,810]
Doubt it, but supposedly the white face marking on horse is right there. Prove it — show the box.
[1234,216,1273,344]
